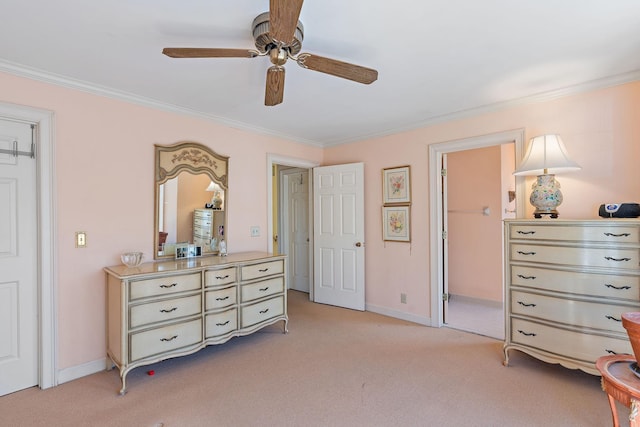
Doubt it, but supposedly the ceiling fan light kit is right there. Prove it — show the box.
[162,0,378,106]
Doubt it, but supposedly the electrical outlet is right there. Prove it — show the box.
[76,231,87,248]
[400,293,407,304]
[250,226,260,237]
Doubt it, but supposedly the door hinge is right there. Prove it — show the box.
[441,168,447,177]
[442,230,447,239]
[442,293,449,302]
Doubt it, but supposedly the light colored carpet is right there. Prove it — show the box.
[0,290,624,426]
[446,294,504,340]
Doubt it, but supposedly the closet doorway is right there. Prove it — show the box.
[443,145,514,339]
[428,129,526,339]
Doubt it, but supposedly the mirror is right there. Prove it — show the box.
[154,141,228,260]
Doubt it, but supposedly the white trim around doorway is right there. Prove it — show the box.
[428,129,525,328]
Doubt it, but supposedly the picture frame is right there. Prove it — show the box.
[175,244,202,259]
[382,205,411,242]
[382,165,411,205]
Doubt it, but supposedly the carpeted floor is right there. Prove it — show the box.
[0,290,625,426]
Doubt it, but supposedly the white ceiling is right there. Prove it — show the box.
[1,1,640,147]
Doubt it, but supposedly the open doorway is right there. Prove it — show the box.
[428,129,526,336]
[266,155,319,299]
[443,144,515,339]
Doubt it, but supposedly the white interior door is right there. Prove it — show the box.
[0,119,38,396]
[313,163,365,311]
[282,168,310,292]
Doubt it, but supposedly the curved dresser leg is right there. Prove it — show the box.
[503,346,510,367]
[118,368,128,396]
[282,317,289,334]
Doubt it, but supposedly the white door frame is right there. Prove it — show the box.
[428,129,525,327]
[266,154,319,298]
[0,102,56,389]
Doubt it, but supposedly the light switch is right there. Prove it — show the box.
[76,231,87,248]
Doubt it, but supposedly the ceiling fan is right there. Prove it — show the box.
[162,0,378,106]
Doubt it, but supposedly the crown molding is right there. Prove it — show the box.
[0,59,323,148]
[1,59,638,149]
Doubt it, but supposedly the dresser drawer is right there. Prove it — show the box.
[205,267,237,287]
[129,273,201,300]
[241,277,284,303]
[511,244,640,270]
[129,318,202,361]
[205,308,237,338]
[510,224,640,243]
[241,260,284,281]
[511,290,637,334]
[205,286,237,310]
[130,294,202,329]
[241,296,284,328]
[511,265,640,300]
[510,318,632,363]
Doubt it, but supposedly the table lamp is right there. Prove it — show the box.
[205,181,224,209]
[513,134,581,218]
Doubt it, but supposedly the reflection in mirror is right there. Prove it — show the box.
[154,142,228,260]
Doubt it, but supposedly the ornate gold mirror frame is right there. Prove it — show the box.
[154,141,229,260]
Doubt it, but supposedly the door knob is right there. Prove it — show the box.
[355,242,363,247]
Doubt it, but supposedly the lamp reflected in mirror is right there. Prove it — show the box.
[206,181,224,210]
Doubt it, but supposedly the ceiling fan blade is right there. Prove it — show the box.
[265,66,285,106]
[296,53,378,84]
[269,0,304,45]
[162,48,258,58]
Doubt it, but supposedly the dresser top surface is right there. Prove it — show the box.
[505,218,640,224]
[104,251,284,279]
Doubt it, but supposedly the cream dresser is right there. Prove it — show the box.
[104,252,287,394]
[503,219,640,375]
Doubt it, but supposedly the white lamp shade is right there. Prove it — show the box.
[206,181,222,192]
[513,134,581,176]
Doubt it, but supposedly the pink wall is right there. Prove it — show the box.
[2,69,640,376]
[324,81,640,321]
[447,146,503,302]
[0,71,323,370]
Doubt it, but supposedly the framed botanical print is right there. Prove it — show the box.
[382,205,411,242]
[382,165,411,204]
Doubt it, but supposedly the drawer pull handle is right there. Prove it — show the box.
[517,330,536,337]
[517,301,536,308]
[604,232,630,237]
[258,268,269,273]
[215,275,229,280]
[516,231,536,235]
[160,283,178,289]
[216,320,230,326]
[160,307,178,313]
[605,256,631,262]
[259,308,270,314]
[517,274,536,280]
[259,287,269,292]
[517,251,536,256]
[605,315,622,322]
[215,296,230,301]
[605,349,619,355]
[160,335,178,342]
[605,284,631,290]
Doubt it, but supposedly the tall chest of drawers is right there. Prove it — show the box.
[105,252,287,394]
[503,219,640,375]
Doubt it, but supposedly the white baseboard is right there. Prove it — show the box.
[57,358,106,385]
[366,303,431,326]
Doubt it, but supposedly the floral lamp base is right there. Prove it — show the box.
[530,174,562,219]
